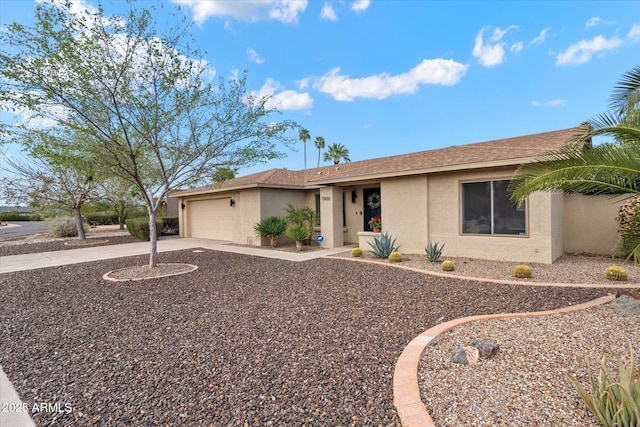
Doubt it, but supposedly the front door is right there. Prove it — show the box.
[363,188,381,231]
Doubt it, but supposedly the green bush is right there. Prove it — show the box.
[285,224,311,242]
[425,240,445,263]
[86,212,119,226]
[616,197,640,263]
[48,217,83,237]
[126,218,163,241]
[368,232,399,258]
[159,216,179,235]
[566,346,639,427]
[0,211,41,221]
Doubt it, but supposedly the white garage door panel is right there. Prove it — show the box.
[189,199,233,240]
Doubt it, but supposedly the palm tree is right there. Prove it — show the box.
[314,136,325,168]
[509,65,640,203]
[299,128,310,169]
[323,143,351,165]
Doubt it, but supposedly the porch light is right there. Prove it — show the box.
[181,203,186,210]
[230,199,236,207]
[351,191,357,204]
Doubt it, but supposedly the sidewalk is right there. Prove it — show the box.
[0,237,352,273]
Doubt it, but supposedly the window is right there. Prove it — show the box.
[315,194,321,226]
[461,180,526,235]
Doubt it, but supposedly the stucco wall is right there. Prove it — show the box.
[382,176,429,254]
[423,168,560,263]
[563,193,624,256]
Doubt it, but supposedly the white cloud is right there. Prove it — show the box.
[510,42,523,53]
[472,25,518,66]
[629,23,640,43]
[352,0,370,12]
[531,99,565,107]
[530,27,550,45]
[172,0,308,25]
[252,78,313,110]
[321,2,337,21]
[556,35,623,65]
[585,17,602,28]
[247,48,265,64]
[310,58,468,102]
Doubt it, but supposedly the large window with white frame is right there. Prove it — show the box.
[461,179,526,236]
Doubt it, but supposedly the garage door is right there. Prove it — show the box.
[189,198,233,240]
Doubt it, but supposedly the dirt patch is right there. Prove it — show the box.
[103,263,198,282]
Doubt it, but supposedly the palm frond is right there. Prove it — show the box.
[509,143,640,202]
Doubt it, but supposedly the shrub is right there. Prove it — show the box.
[616,196,640,264]
[388,251,403,263]
[0,211,41,221]
[48,217,82,237]
[254,216,288,247]
[442,260,455,271]
[352,247,363,257]
[605,266,629,281]
[513,264,532,278]
[85,212,119,226]
[159,216,179,235]
[285,224,311,242]
[566,346,639,427]
[125,218,163,241]
[425,240,445,263]
[368,232,399,258]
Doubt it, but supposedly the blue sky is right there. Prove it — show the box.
[1,0,639,177]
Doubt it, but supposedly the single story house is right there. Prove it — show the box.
[171,127,625,264]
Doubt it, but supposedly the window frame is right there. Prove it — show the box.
[459,178,528,237]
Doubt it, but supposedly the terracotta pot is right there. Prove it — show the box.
[373,227,381,233]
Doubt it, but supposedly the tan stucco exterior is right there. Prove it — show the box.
[563,193,625,256]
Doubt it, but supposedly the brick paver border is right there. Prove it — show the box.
[392,294,616,427]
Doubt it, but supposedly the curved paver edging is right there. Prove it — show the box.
[103,263,199,282]
[330,256,640,289]
[392,293,616,427]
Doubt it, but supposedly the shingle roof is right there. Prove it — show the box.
[172,127,583,196]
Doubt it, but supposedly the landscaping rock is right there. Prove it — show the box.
[470,339,500,359]
[609,294,640,314]
[452,346,479,365]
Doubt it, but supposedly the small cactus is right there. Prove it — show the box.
[351,247,363,257]
[442,260,455,271]
[605,266,628,281]
[388,251,403,263]
[513,264,532,279]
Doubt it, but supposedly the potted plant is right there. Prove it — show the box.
[368,215,382,232]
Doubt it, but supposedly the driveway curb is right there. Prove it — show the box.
[392,294,615,427]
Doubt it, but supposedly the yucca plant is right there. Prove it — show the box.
[425,240,445,262]
[566,346,640,427]
[285,224,311,251]
[368,232,399,258]
[254,216,287,247]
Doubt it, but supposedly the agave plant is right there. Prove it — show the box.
[566,346,640,427]
[254,216,287,247]
[425,240,445,263]
[368,232,399,258]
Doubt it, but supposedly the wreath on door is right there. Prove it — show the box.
[367,193,381,209]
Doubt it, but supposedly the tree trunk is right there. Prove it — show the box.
[73,207,86,239]
[149,210,158,268]
[117,202,126,230]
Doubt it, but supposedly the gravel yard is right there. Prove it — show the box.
[0,234,138,256]
[0,247,614,426]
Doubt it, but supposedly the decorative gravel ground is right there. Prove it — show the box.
[0,249,612,426]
